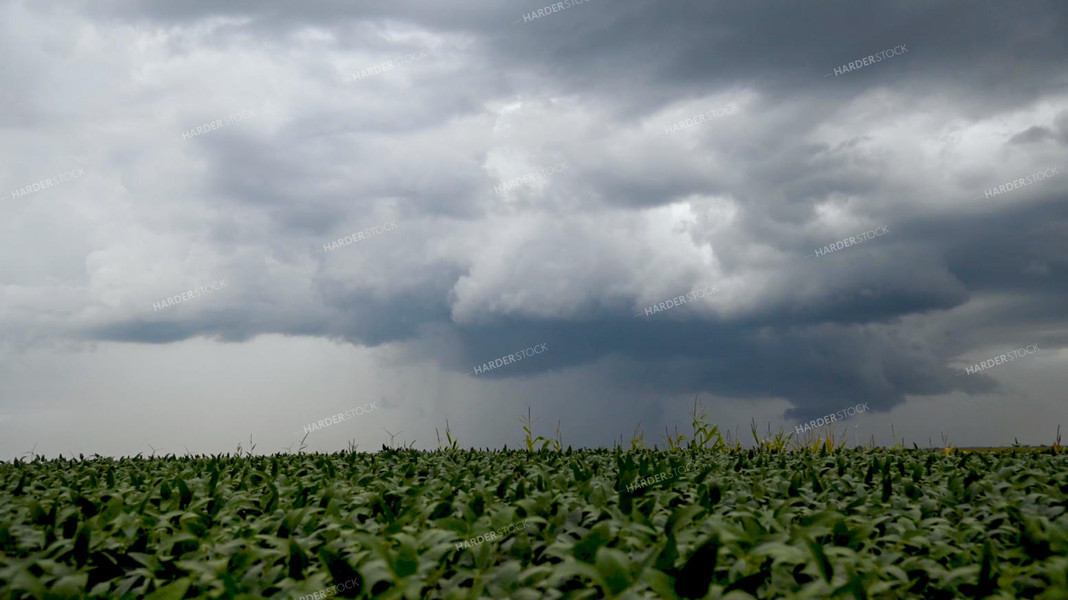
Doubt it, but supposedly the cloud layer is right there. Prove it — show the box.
[1,0,1067,457]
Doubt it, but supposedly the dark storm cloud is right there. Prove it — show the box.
[1010,111,1068,146]
[442,314,999,423]
[92,1,1068,109]
[315,268,460,346]
[5,0,1066,454]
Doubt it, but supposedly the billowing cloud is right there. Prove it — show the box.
[1,0,1066,457]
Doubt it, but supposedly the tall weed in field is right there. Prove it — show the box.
[436,419,460,452]
[520,406,562,452]
[687,395,726,450]
[630,422,646,450]
[750,419,795,452]
[662,396,727,451]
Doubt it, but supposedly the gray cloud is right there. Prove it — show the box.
[2,0,1067,457]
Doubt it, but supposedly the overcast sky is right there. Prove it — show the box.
[2,0,1067,459]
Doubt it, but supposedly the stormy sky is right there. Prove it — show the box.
[2,0,1067,458]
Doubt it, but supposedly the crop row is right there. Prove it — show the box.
[1,448,1067,599]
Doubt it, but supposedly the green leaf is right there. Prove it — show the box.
[654,529,679,573]
[52,573,89,596]
[595,547,632,594]
[143,578,192,600]
[573,521,612,564]
[804,536,834,584]
[644,569,678,600]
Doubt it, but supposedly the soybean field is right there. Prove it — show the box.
[2,447,1068,599]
